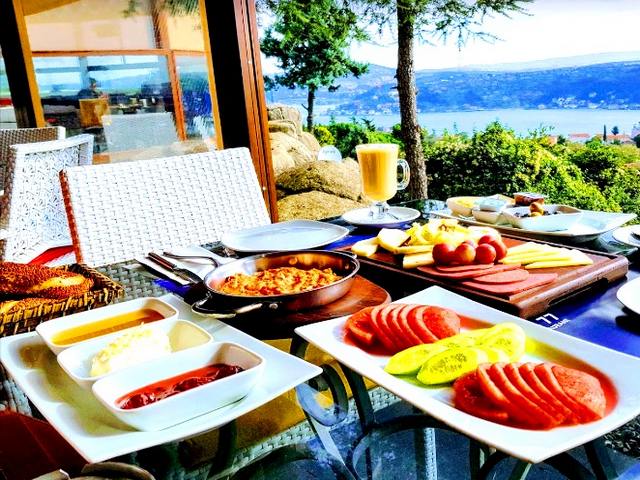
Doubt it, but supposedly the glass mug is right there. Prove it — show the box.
[356,143,410,220]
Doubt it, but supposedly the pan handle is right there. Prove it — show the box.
[191,295,280,318]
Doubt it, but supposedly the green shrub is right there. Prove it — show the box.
[323,121,369,158]
[312,125,335,146]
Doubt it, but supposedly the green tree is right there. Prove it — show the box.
[612,125,620,136]
[261,0,368,130]
[354,0,530,200]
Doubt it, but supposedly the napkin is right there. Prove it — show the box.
[135,245,222,285]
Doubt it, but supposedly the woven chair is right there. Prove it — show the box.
[0,134,93,262]
[60,147,270,267]
[0,126,65,187]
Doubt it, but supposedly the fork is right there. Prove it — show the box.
[162,252,219,266]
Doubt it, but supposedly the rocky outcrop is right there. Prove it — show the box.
[267,104,366,220]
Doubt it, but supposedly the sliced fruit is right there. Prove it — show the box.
[457,328,493,341]
[420,306,461,339]
[379,304,410,351]
[503,363,568,425]
[369,304,397,352]
[518,363,578,425]
[534,363,598,423]
[552,364,606,420]
[417,347,489,385]
[453,371,510,424]
[351,237,379,257]
[477,346,510,363]
[435,334,477,349]
[385,343,447,375]
[476,363,538,428]
[397,304,426,346]
[407,306,440,343]
[488,363,558,429]
[387,304,419,349]
[478,323,526,361]
[345,307,375,346]
[378,228,410,253]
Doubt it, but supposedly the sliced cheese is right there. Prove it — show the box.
[351,237,379,257]
[505,242,553,255]
[394,244,434,255]
[501,248,571,264]
[402,252,434,269]
[378,228,410,252]
[525,250,593,269]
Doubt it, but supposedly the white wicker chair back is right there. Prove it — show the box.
[0,127,65,187]
[60,147,270,267]
[0,134,93,262]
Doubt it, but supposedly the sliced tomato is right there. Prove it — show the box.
[518,363,578,425]
[345,307,375,346]
[552,364,606,421]
[369,304,397,352]
[421,306,460,340]
[407,306,439,343]
[453,371,509,424]
[387,304,420,349]
[488,363,558,429]
[534,363,596,423]
[397,304,425,347]
[378,304,408,352]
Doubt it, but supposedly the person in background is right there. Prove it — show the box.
[77,77,107,99]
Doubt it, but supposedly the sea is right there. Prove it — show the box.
[314,109,640,137]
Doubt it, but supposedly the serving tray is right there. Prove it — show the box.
[349,235,628,318]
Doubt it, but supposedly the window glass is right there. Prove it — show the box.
[23,0,218,161]
[0,48,17,129]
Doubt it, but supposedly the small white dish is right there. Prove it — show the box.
[471,207,503,225]
[341,206,420,228]
[92,341,264,431]
[221,220,349,253]
[37,297,178,355]
[502,204,582,232]
[446,197,481,217]
[612,225,640,248]
[57,319,213,389]
[617,277,640,316]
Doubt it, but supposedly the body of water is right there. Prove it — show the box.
[315,109,640,137]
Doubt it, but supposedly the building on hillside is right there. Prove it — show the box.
[594,133,635,145]
[567,133,591,144]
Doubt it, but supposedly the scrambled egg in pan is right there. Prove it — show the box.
[218,267,342,296]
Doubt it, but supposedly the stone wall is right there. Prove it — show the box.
[268,104,367,221]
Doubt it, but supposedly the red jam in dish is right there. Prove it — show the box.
[117,364,244,410]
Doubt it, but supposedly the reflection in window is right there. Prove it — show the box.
[0,49,16,129]
[23,0,218,161]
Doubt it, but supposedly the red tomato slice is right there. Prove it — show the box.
[453,371,509,424]
[407,306,439,343]
[518,363,578,425]
[369,304,397,352]
[397,304,425,347]
[345,307,375,346]
[387,304,419,349]
[552,364,606,420]
[378,304,408,352]
[420,306,460,339]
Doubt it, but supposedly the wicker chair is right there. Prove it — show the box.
[0,134,93,262]
[60,147,270,267]
[0,127,65,187]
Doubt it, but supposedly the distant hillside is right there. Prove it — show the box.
[267,59,640,116]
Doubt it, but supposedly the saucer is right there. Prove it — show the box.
[341,207,421,228]
[612,225,640,248]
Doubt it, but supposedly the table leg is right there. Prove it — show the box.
[584,439,617,479]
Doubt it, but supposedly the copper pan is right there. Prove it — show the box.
[191,250,359,318]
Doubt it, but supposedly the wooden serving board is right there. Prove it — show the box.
[346,235,628,319]
[224,275,390,340]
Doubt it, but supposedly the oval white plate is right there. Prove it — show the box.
[342,207,421,228]
[221,220,349,253]
[617,277,640,316]
[612,225,640,248]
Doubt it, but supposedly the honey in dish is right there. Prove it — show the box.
[51,308,165,346]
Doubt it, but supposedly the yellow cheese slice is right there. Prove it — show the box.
[402,252,434,269]
[378,228,410,252]
[525,258,593,269]
[351,237,379,257]
[394,244,435,255]
[501,248,571,264]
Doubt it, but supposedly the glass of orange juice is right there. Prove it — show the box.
[356,143,410,220]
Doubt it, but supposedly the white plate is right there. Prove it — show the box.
[221,220,349,253]
[0,295,321,462]
[342,207,421,228]
[433,209,635,242]
[612,225,640,248]
[295,286,640,464]
[617,277,640,316]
